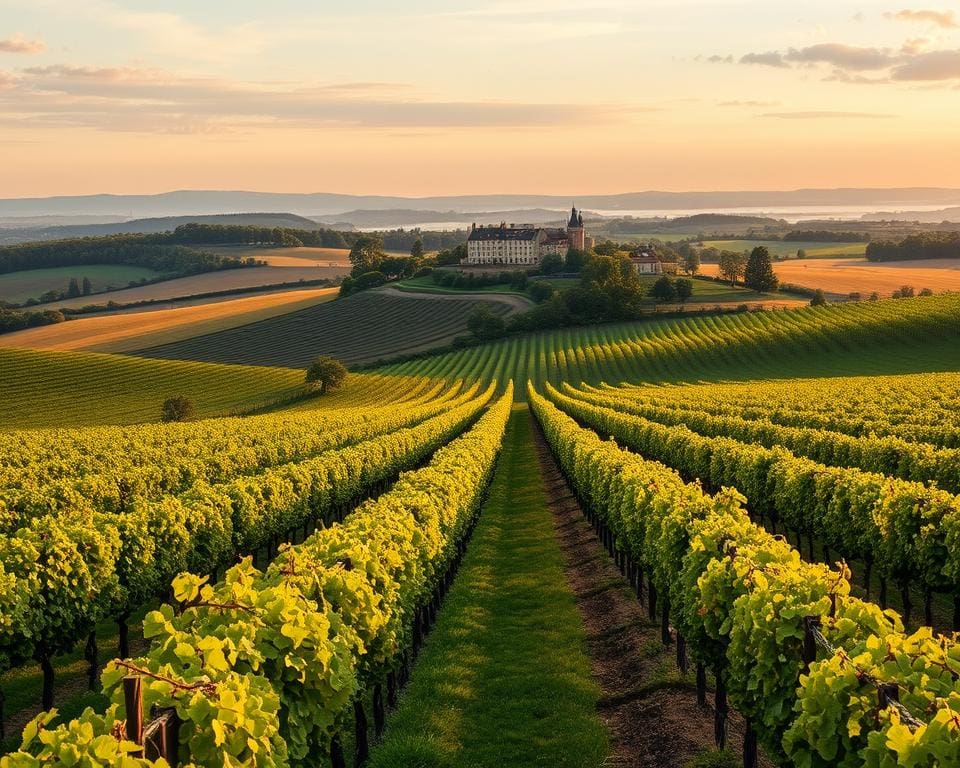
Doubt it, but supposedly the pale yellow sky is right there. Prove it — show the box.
[1,0,959,196]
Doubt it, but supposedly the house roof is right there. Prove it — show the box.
[631,254,661,263]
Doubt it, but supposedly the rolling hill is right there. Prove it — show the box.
[131,290,518,367]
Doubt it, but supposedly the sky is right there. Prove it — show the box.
[1,0,959,197]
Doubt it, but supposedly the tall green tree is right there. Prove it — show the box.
[67,277,81,298]
[744,246,779,292]
[675,278,694,304]
[410,238,424,260]
[81,276,93,296]
[539,252,564,275]
[650,276,677,302]
[718,250,747,285]
[348,235,387,276]
[682,249,701,276]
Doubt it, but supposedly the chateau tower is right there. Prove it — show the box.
[567,205,585,251]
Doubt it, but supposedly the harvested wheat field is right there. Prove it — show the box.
[43,265,347,310]
[700,257,960,297]
[0,287,338,353]
[206,245,353,267]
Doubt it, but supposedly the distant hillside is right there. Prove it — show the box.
[860,207,960,224]
[312,208,598,229]
[4,188,960,219]
[0,212,324,245]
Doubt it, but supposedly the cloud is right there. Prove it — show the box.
[0,37,44,54]
[718,99,779,107]
[727,38,960,85]
[739,51,787,67]
[891,49,960,79]
[0,65,640,134]
[783,44,897,70]
[760,111,896,119]
[886,9,959,29]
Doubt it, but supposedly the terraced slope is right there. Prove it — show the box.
[133,291,514,367]
[0,347,305,428]
[384,294,960,396]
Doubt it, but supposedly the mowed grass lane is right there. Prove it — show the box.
[369,407,607,768]
[133,291,515,368]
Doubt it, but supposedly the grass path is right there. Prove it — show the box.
[368,406,607,768]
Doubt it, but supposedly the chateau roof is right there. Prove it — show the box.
[568,206,581,228]
[468,225,540,242]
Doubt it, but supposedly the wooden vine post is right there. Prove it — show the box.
[122,675,182,766]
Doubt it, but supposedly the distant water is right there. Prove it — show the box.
[357,204,957,231]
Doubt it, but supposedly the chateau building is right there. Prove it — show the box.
[464,206,588,266]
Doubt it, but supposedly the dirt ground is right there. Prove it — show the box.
[531,415,772,768]
[700,258,960,297]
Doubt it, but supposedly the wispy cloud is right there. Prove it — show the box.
[0,36,44,54]
[760,111,897,119]
[718,99,780,107]
[892,49,960,79]
[739,51,788,67]
[722,38,960,84]
[885,9,959,29]
[783,44,897,70]
[0,65,641,133]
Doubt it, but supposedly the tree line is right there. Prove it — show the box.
[0,237,256,276]
[866,232,960,262]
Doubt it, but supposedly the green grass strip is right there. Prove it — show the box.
[368,406,607,768]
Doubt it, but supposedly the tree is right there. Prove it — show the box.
[744,246,778,292]
[675,278,693,304]
[67,277,81,298]
[305,356,347,395]
[810,289,827,306]
[540,252,564,275]
[796,249,808,259]
[466,304,507,341]
[81,276,93,295]
[564,248,588,273]
[410,238,425,260]
[435,243,467,266]
[348,235,386,276]
[718,250,747,285]
[650,276,677,302]
[528,281,554,303]
[593,240,620,257]
[161,395,194,423]
[682,249,701,276]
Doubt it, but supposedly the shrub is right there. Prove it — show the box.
[161,395,194,423]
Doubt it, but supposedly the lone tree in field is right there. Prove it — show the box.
[81,276,93,295]
[306,356,348,395]
[650,275,677,303]
[810,289,827,306]
[744,246,778,293]
[161,395,195,423]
